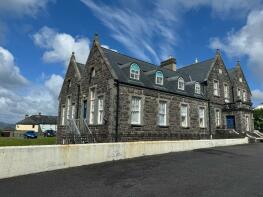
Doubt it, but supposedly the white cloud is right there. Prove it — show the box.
[210,9,263,75]
[33,26,90,65]
[0,0,54,17]
[0,46,63,123]
[0,74,63,123]
[81,0,263,64]
[0,46,28,88]
[252,89,263,103]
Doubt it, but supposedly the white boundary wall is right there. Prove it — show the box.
[0,138,248,179]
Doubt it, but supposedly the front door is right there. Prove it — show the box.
[226,115,235,129]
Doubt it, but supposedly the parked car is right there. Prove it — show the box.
[43,130,56,137]
[23,131,37,139]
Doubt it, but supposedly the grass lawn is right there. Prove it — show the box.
[0,137,56,147]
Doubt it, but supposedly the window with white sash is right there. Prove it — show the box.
[180,104,188,127]
[215,109,221,127]
[130,63,140,80]
[213,80,219,96]
[97,96,104,125]
[71,104,75,119]
[155,71,164,85]
[159,101,167,126]
[195,83,201,94]
[61,106,65,125]
[89,88,96,124]
[131,97,141,125]
[245,115,250,131]
[199,107,206,128]
[243,90,247,102]
[178,77,185,90]
[66,97,71,120]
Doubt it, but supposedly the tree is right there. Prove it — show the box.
[253,109,263,131]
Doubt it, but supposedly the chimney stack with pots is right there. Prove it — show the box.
[160,56,176,71]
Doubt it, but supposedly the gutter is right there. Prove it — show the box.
[115,80,120,142]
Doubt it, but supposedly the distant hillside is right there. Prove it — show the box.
[0,122,15,129]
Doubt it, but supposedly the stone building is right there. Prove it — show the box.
[57,35,253,143]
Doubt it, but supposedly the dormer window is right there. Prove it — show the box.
[178,77,185,90]
[155,71,164,85]
[130,63,140,80]
[195,82,201,94]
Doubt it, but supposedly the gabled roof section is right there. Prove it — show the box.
[176,58,215,82]
[76,62,85,76]
[16,115,57,125]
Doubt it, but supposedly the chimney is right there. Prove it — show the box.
[25,114,29,119]
[38,112,41,116]
[160,56,176,71]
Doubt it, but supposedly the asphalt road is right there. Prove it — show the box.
[1,143,263,197]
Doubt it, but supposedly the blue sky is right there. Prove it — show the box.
[1,0,263,123]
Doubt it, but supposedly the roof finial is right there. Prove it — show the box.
[94,33,100,43]
[70,51,76,62]
[216,49,220,56]
[195,58,198,63]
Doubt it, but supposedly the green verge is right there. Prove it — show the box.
[0,137,56,147]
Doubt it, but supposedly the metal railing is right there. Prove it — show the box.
[64,118,96,144]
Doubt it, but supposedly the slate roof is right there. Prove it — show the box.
[16,115,57,125]
[76,62,85,74]
[102,47,213,99]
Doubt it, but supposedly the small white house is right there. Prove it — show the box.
[16,113,57,133]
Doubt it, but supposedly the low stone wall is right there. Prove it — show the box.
[0,138,248,179]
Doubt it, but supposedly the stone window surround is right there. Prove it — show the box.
[61,104,66,126]
[198,105,207,128]
[88,85,98,126]
[213,79,220,97]
[129,94,144,126]
[214,108,221,128]
[180,102,190,128]
[157,98,170,127]
[97,94,105,125]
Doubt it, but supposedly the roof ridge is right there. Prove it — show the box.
[101,47,158,67]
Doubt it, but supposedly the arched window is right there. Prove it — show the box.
[178,77,185,90]
[130,63,140,80]
[195,82,201,94]
[155,71,164,85]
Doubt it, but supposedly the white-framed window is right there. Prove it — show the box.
[195,82,201,94]
[71,104,75,119]
[66,97,71,120]
[180,104,188,127]
[243,90,247,102]
[199,107,206,128]
[131,97,141,125]
[245,115,250,131]
[61,106,65,126]
[215,109,221,127]
[224,83,229,101]
[158,101,167,126]
[219,69,222,74]
[178,77,185,90]
[213,80,219,96]
[237,88,241,99]
[97,96,104,125]
[89,88,96,124]
[155,71,164,85]
[130,63,140,80]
